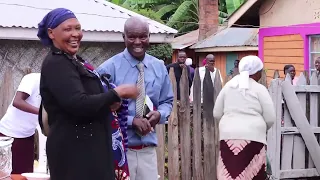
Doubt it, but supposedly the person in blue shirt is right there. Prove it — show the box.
[97,16,173,180]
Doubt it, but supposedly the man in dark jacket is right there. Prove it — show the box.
[166,51,192,100]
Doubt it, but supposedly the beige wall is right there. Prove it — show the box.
[260,0,320,27]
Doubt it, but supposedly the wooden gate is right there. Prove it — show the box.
[268,71,320,179]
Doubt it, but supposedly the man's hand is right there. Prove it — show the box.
[179,64,186,69]
[110,102,121,112]
[146,111,161,128]
[132,118,152,136]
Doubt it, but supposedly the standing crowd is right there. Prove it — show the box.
[2,6,319,180]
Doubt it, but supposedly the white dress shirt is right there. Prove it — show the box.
[190,67,223,102]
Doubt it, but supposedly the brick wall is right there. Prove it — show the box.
[198,0,219,41]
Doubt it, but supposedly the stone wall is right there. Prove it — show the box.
[0,40,125,90]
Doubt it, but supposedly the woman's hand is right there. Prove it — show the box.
[114,84,139,99]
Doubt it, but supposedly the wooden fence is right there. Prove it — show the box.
[0,70,14,119]
[156,67,268,180]
[156,67,221,180]
[267,70,320,179]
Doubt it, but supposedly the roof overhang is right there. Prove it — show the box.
[171,29,199,50]
[0,27,175,43]
[172,43,196,50]
[194,46,258,52]
[227,0,262,27]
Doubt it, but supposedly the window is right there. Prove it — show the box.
[309,35,320,73]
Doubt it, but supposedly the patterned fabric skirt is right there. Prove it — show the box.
[111,113,130,180]
[217,140,267,180]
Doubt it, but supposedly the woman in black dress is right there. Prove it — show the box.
[37,8,138,180]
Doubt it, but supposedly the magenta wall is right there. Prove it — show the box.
[259,23,320,70]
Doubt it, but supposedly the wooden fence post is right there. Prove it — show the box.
[156,124,165,180]
[192,68,203,180]
[0,69,14,119]
[282,75,320,174]
[281,74,294,173]
[268,77,282,179]
[293,73,307,170]
[179,67,191,180]
[273,70,280,79]
[202,68,216,180]
[213,70,222,169]
[168,68,180,180]
[308,72,319,168]
[259,69,267,87]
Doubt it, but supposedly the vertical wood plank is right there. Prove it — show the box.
[282,78,320,174]
[213,70,222,168]
[268,78,283,179]
[281,105,294,170]
[202,68,216,180]
[273,70,280,79]
[179,67,191,180]
[168,68,180,180]
[258,70,267,87]
[192,68,203,180]
[293,73,307,169]
[156,125,165,180]
[281,74,295,171]
[0,69,14,119]
[308,72,319,168]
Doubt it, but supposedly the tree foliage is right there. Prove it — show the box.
[147,44,173,61]
[108,0,246,34]
[107,0,245,59]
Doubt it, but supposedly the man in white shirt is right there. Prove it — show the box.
[190,54,223,102]
[0,73,46,174]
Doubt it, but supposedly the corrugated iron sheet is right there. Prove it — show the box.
[190,28,258,49]
[171,29,199,49]
[0,0,177,34]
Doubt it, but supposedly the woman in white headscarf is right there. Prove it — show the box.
[213,55,275,180]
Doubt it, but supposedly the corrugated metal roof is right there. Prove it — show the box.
[171,29,199,49]
[0,0,177,34]
[190,28,258,49]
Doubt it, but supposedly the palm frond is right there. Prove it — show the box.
[128,0,170,7]
[219,11,229,18]
[219,17,227,24]
[226,0,246,14]
[166,0,194,27]
[178,23,198,33]
[155,4,177,18]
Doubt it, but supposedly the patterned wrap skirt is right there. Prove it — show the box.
[217,140,267,180]
[111,112,130,180]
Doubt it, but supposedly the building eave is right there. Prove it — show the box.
[0,27,175,43]
[227,0,260,27]
[194,46,258,52]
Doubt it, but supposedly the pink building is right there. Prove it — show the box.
[227,0,320,83]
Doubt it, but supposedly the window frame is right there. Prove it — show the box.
[309,35,320,74]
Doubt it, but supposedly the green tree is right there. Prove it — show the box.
[225,0,246,14]
[108,0,246,34]
[147,44,173,62]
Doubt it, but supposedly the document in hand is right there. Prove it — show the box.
[135,95,155,136]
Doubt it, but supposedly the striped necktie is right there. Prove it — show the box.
[135,62,145,118]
